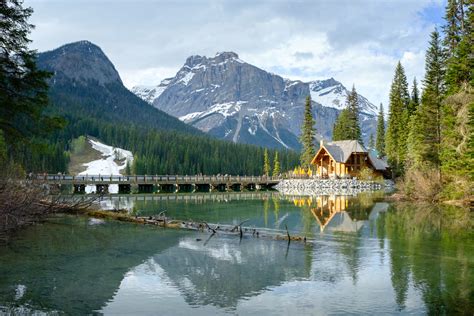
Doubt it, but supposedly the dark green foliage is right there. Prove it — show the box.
[332,86,362,143]
[407,30,446,168]
[21,113,299,175]
[408,78,420,115]
[376,103,385,156]
[299,96,316,168]
[347,85,362,143]
[439,0,473,191]
[332,108,350,141]
[0,0,67,175]
[368,133,375,148]
[399,1,473,201]
[41,80,198,135]
[0,0,63,157]
[386,62,410,174]
[445,0,473,93]
[442,0,465,55]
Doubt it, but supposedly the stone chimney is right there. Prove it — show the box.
[320,139,324,148]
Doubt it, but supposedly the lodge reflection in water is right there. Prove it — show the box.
[290,195,373,233]
[1,195,471,315]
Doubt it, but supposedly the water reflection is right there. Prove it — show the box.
[0,194,472,315]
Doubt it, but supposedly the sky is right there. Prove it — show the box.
[25,0,446,109]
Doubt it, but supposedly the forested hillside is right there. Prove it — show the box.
[45,115,299,175]
[9,40,300,175]
[37,41,199,135]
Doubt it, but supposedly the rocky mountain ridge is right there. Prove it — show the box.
[132,52,377,149]
[37,41,199,135]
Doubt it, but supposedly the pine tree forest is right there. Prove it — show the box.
[386,0,473,201]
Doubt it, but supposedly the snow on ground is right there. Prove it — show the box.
[78,139,133,194]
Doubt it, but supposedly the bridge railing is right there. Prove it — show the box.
[33,174,281,183]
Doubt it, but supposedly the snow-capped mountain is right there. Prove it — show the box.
[132,52,377,149]
[308,79,378,116]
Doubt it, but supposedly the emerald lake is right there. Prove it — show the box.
[0,192,472,315]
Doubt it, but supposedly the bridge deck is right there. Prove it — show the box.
[34,174,280,186]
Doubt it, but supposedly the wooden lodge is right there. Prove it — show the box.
[310,140,389,178]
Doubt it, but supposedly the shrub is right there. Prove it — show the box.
[357,167,384,183]
[398,165,441,202]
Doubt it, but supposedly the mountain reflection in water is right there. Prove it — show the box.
[0,192,472,315]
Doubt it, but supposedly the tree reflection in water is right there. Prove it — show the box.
[0,193,471,314]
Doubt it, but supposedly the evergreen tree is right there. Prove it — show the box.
[263,148,271,176]
[332,108,351,141]
[442,0,465,56]
[376,103,386,156]
[332,86,362,142]
[385,61,410,174]
[368,133,375,148]
[299,96,316,168]
[347,85,362,143]
[407,30,446,168]
[408,78,420,115]
[125,160,131,175]
[272,151,281,177]
[445,1,473,93]
[0,0,59,150]
[440,1,473,186]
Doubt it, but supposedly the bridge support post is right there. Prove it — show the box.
[73,184,86,194]
[192,183,196,193]
[96,184,109,194]
[138,184,154,194]
[118,184,131,194]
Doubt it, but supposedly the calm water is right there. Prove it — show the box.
[0,192,473,315]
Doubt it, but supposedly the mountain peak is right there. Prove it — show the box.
[55,40,104,55]
[38,40,122,85]
[185,55,206,67]
[215,51,239,59]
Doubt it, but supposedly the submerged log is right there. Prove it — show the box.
[81,209,313,245]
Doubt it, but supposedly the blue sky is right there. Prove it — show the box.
[26,0,447,109]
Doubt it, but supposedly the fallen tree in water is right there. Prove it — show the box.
[81,208,311,244]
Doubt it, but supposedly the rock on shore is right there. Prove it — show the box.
[275,179,394,196]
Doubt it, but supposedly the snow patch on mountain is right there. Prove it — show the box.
[309,82,347,111]
[179,101,247,123]
[78,139,133,194]
[178,72,195,85]
[132,85,167,104]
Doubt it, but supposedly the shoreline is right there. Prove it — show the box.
[275,178,394,196]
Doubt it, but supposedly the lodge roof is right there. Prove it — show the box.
[323,140,366,163]
[368,149,389,171]
[313,139,389,171]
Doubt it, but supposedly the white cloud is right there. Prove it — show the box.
[121,66,178,88]
[25,0,444,109]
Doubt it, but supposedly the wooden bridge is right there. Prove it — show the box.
[34,174,281,194]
